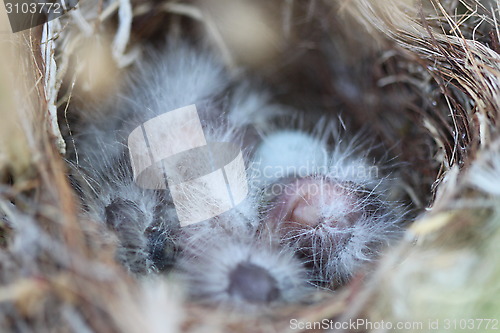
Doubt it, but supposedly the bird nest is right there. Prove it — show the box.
[0,0,499,332]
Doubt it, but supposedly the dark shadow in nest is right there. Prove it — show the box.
[246,1,442,213]
[247,0,475,214]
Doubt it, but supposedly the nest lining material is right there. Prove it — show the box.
[0,0,499,332]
